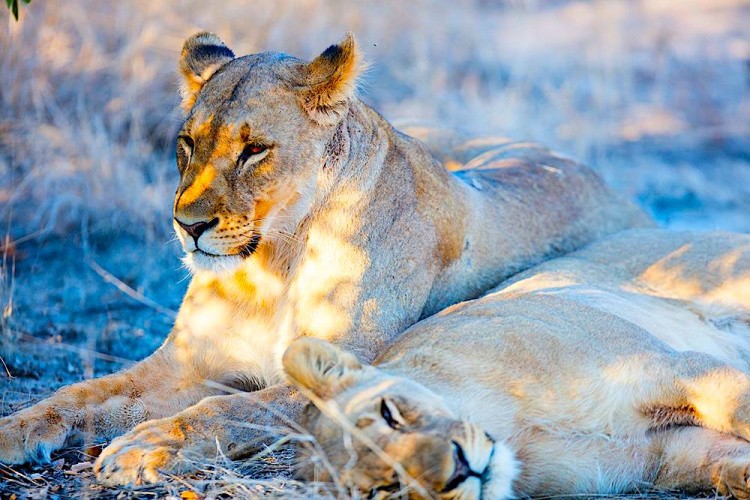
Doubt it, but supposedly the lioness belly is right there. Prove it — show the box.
[508,430,655,495]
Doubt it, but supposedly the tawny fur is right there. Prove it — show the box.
[285,229,750,498]
[0,33,647,486]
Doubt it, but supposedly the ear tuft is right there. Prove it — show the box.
[179,32,235,112]
[300,33,364,125]
[283,337,364,399]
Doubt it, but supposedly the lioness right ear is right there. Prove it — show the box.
[298,33,364,125]
[283,338,365,399]
[179,32,235,113]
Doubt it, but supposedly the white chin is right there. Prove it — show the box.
[183,251,244,274]
[482,443,519,500]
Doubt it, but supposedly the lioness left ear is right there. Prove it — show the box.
[179,31,235,112]
[283,337,365,399]
[298,33,364,125]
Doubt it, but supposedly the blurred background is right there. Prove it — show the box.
[1,0,749,414]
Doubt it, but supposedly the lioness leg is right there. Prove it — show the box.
[653,426,750,498]
[0,349,218,465]
[94,383,306,486]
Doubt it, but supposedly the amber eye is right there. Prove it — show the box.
[237,143,268,167]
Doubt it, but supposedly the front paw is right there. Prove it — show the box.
[0,409,71,464]
[94,418,188,486]
[713,457,750,499]
[730,396,750,443]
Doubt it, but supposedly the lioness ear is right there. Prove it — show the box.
[299,33,364,125]
[179,32,235,112]
[283,337,365,399]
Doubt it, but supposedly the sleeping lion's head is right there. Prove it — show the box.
[282,338,518,499]
[173,32,363,272]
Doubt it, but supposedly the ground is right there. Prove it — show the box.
[1,0,749,498]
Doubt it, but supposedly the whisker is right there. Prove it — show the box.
[268,231,305,245]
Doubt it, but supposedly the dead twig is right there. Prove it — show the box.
[86,259,177,319]
[0,355,13,378]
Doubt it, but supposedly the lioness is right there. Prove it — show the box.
[284,228,750,498]
[0,33,647,485]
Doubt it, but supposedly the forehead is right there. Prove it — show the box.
[339,376,453,416]
[186,52,303,131]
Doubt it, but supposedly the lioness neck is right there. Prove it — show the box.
[334,100,642,319]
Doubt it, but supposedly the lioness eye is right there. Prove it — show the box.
[380,399,403,430]
[176,135,194,173]
[237,143,268,167]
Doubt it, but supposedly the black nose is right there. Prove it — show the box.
[442,441,483,493]
[175,217,219,242]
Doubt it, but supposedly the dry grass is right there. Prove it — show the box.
[2,0,749,239]
[0,0,749,498]
[0,446,335,499]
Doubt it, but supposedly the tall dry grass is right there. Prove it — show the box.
[1,0,749,244]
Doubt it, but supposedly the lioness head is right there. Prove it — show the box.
[173,32,363,272]
[282,338,518,499]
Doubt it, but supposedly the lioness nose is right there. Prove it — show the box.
[175,217,219,242]
[442,441,483,493]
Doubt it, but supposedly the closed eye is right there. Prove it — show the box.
[368,481,402,498]
[238,143,269,168]
[380,399,406,430]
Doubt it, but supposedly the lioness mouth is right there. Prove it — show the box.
[238,232,262,258]
[193,232,261,259]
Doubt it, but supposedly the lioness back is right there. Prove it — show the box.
[403,131,653,316]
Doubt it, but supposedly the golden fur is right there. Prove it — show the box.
[0,33,647,486]
[286,229,750,498]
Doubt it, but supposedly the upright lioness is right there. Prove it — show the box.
[0,33,648,485]
[285,229,750,498]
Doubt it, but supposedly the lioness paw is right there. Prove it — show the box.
[94,420,186,486]
[0,411,71,465]
[714,457,750,499]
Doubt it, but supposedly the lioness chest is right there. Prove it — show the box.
[166,232,373,391]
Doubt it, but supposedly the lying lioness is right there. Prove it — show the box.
[0,33,647,485]
[284,228,750,498]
